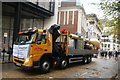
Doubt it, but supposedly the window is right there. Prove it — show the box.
[36,33,46,44]
[102,35,108,37]
[16,34,34,44]
[104,44,107,47]
[89,21,95,24]
[108,44,110,48]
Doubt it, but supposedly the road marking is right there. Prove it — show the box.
[80,72,88,76]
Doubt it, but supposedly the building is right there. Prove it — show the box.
[1,0,58,50]
[86,14,101,49]
[86,14,101,40]
[101,27,120,51]
[58,0,87,38]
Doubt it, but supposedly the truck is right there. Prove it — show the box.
[13,24,98,73]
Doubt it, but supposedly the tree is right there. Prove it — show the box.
[100,0,120,42]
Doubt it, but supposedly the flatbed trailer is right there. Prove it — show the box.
[13,24,99,73]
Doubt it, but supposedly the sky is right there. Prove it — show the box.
[61,0,105,19]
[80,0,104,19]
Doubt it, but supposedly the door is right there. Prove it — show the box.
[31,33,52,61]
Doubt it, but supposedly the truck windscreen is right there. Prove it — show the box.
[16,34,34,44]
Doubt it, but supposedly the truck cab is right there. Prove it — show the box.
[13,25,69,73]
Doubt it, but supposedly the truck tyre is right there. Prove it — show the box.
[39,59,51,73]
[86,56,92,63]
[59,58,68,69]
[82,57,87,64]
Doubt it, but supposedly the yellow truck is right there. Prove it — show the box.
[13,24,98,73]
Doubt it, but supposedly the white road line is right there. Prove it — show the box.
[80,72,88,76]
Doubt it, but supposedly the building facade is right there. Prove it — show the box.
[86,14,101,49]
[58,0,87,38]
[101,27,120,51]
[86,14,101,40]
[1,0,58,50]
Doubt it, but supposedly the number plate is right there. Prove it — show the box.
[16,63,21,66]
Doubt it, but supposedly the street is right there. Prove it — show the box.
[2,57,119,79]
[1,1,120,80]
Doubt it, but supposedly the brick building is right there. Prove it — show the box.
[58,1,87,38]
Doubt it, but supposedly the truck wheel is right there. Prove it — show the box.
[82,57,87,64]
[87,56,92,63]
[59,58,68,69]
[39,59,51,73]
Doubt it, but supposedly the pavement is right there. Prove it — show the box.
[1,55,120,79]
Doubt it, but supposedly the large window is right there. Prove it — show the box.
[16,34,34,44]
[36,33,46,44]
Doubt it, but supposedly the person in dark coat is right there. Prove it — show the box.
[108,51,112,59]
[115,51,118,61]
[7,46,13,62]
[0,49,1,58]
[104,51,107,58]
[100,50,104,58]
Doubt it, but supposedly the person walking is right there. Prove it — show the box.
[0,49,1,58]
[7,46,13,62]
[100,50,104,58]
[115,51,118,61]
[108,51,112,59]
[104,50,107,58]
[2,48,6,61]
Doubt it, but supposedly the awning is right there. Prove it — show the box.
[90,39,100,49]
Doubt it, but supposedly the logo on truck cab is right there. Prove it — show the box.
[34,47,44,51]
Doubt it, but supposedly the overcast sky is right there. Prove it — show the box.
[80,0,104,19]
[61,0,104,19]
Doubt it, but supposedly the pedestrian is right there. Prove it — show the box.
[108,51,112,59]
[100,50,104,58]
[7,46,13,62]
[104,50,107,58]
[2,47,6,61]
[113,48,116,58]
[115,51,118,61]
[0,49,1,58]
[111,51,114,58]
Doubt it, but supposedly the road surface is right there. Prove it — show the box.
[2,57,120,79]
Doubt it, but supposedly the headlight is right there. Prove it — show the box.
[25,58,29,63]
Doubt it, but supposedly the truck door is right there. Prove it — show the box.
[31,33,52,61]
